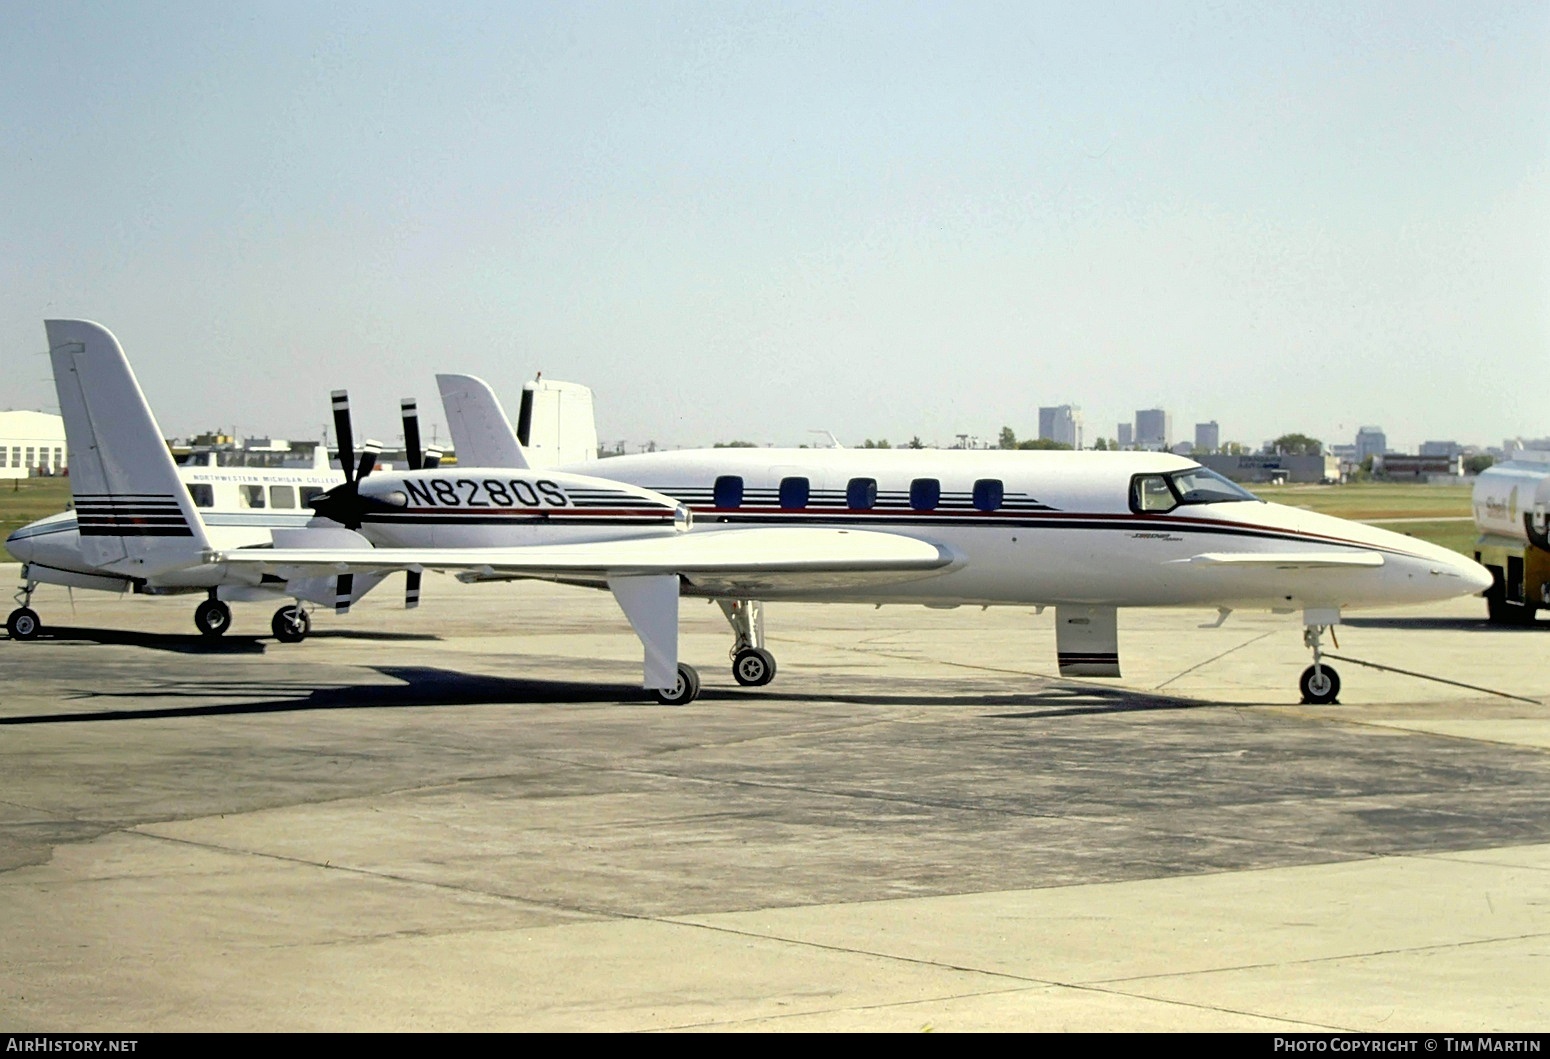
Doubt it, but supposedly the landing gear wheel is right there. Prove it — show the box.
[271,605,311,644]
[195,599,232,638]
[732,647,777,687]
[654,663,701,706]
[1299,664,1341,705]
[7,607,41,641]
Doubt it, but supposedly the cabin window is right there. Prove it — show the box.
[779,476,809,509]
[910,478,940,511]
[847,477,877,510]
[713,475,743,509]
[972,479,1003,512]
[269,485,297,509]
[240,484,266,509]
[301,486,326,506]
[187,484,214,509]
[1130,474,1177,513]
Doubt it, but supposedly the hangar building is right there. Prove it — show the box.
[0,410,67,478]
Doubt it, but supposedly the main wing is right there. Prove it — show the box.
[206,526,959,596]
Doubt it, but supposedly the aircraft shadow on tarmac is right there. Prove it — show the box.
[0,666,646,725]
[743,681,1208,718]
[19,626,442,654]
[1342,616,1534,632]
[0,663,1212,726]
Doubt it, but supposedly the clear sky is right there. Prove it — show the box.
[3,1,1547,453]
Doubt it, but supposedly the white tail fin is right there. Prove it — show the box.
[45,320,211,576]
[436,373,598,470]
[435,373,528,470]
[521,377,598,467]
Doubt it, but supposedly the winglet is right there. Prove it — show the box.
[45,319,211,576]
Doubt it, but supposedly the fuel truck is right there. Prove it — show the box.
[1472,457,1550,623]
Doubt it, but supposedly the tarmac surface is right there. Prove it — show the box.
[2,561,1548,1031]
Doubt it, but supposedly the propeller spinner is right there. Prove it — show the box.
[311,389,382,530]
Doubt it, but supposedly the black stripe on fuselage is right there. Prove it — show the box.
[79,526,194,537]
[72,492,193,536]
[360,513,672,527]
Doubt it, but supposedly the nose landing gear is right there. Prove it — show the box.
[7,577,41,640]
[1300,620,1341,705]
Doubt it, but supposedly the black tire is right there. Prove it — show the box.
[1299,664,1340,705]
[654,663,701,706]
[7,607,41,641]
[194,599,232,638]
[1487,591,1536,626]
[732,647,777,687]
[271,605,310,644]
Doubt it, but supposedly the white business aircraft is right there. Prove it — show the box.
[2,320,409,642]
[221,368,1493,706]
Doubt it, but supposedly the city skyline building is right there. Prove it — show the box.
[1356,426,1388,463]
[1038,404,1083,450]
[1135,408,1171,451]
[1195,421,1220,453]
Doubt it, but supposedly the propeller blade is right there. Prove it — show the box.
[401,398,423,471]
[405,570,421,610]
[331,390,356,484]
[335,573,354,615]
[423,447,442,470]
[356,441,381,483]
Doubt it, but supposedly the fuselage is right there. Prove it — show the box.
[5,462,343,592]
[325,448,1492,613]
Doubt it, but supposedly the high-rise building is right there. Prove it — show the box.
[1356,426,1387,463]
[1117,423,1133,448]
[1135,409,1171,451]
[1038,405,1083,450]
[1194,421,1220,453]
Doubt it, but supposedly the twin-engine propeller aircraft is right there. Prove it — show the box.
[227,370,1493,706]
[3,320,404,642]
[17,321,952,703]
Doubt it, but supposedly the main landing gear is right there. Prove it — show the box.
[1300,621,1341,705]
[271,604,311,643]
[7,578,41,640]
[719,599,776,687]
[194,592,232,638]
[655,663,701,706]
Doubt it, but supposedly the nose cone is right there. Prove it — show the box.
[1241,501,1493,609]
[1457,553,1495,595]
[1364,521,1493,602]
[5,526,34,563]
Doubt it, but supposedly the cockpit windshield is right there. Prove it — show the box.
[1168,468,1259,505]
